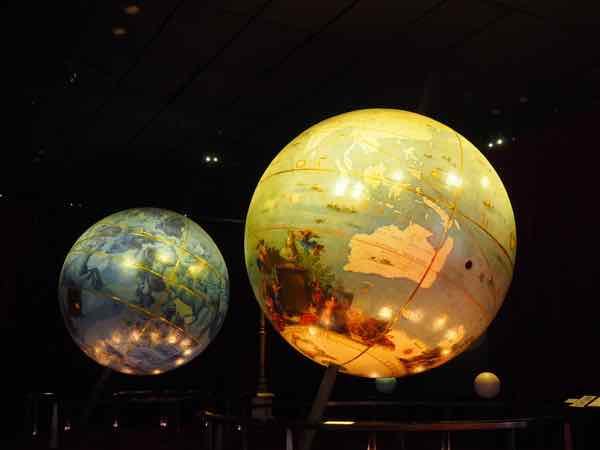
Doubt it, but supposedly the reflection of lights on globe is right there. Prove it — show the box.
[308,326,318,336]
[188,262,206,276]
[150,331,161,343]
[351,182,364,199]
[334,177,350,196]
[122,368,133,374]
[157,251,174,264]
[445,329,458,341]
[481,176,490,188]
[433,315,447,330]
[183,348,193,356]
[167,334,178,344]
[446,172,462,187]
[412,365,425,373]
[402,308,423,323]
[377,306,393,320]
[175,358,185,366]
[391,171,404,181]
[122,256,135,268]
[152,369,162,375]
[111,332,121,344]
[180,338,191,348]
[130,330,140,341]
[441,348,451,356]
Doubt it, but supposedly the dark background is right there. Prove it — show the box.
[4,0,600,431]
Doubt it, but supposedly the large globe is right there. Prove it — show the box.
[58,208,229,375]
[244,109,516,378]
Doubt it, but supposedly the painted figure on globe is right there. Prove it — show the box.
[245,109,516,378]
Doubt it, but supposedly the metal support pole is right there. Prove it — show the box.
[299,364,339,450]
[257,310,268,394]
[49,401,58,449]
[82,367,112,426]
[252,308,274,418]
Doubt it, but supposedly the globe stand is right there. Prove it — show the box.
[82,367,112,426]
[299,364,339,450]
[251,310,274,419]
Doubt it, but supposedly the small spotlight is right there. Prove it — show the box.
[112,27,127,36]
[205,156,211,162]
[487,142,493,148]
[496,138,503,145]
[213,156,219,162]
[124,5,141,15]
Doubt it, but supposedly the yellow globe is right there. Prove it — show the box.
[244,109,516,378]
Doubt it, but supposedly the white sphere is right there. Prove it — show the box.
[474,372,501,398]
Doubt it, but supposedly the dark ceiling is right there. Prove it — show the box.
[14,0,599,193]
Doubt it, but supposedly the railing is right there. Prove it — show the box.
[199,410,572,450]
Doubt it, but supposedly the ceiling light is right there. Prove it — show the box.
[487,142,493,148]
[213,156,219,162]
[124,5,141,15]
[112,27,127,36]
[496,138,503,145]
[323,420,355,425]
[205,156,211,162]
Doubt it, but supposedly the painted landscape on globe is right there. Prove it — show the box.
[245,109,516,378]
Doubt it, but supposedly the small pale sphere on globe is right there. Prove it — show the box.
[244,108,516,378]
[58,208,229,375]
[474,371,501,399]
[375,377,397,394]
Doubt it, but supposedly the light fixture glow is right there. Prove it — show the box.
[351,182,365,199]
[391,171,404,181]
[377,306,393,320]
[323,420,355,425]
[112,27,127,36]
[334,177,350,196]
[488,142,493,148]
[446,172,462,187]
[496,138,503,145]
[124,5,141,15]
[433,315,447,331]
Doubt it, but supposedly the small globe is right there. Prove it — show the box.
[375,377,397,394]
[58,208,229,375]
[245,109,516,378]
[474,372,501,398]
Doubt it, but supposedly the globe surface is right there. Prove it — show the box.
[245,109,516,378]
[58,208,229,375]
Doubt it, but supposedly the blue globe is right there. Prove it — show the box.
[58,208,229,375]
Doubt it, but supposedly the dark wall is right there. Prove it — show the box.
[11,107,600,410]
